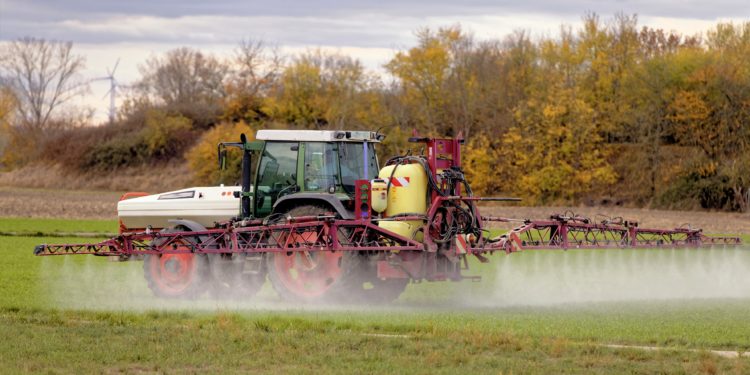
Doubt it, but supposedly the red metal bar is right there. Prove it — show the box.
[34,218,425,256]
[476,217,740,254]
[35,213,741,257]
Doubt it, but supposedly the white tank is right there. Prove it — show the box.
[118,186,241,230]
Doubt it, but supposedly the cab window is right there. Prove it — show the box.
[338,142,378,194]
[304,142,338,192]
[256,141,298,213]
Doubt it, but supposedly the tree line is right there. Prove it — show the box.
[1,14,748,211]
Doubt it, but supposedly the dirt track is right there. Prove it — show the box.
[0,187,748,233]
[0,187,122,220]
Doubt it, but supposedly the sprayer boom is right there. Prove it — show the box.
[34,212,740,257]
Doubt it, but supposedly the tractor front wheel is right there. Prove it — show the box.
[143,228,208,298]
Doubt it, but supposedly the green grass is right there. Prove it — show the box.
[0,217,118,236]
[1,218,749,373]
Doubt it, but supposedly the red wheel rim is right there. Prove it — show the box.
[272,231,343,298]
[148,249,197,296]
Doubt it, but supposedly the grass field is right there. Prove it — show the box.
[1,218,749,373]
[0,217,117,236]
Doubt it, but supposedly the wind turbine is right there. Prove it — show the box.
[92,58,121,125]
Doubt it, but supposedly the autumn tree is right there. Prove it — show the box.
[500,30,616,203]
[138,47,228,128]
[666,22,750,210]
[265,50,386,130]
[386,26,509,139]
[223,40,282,123]
[186,121,257,184]
[0,88,18,169]
[463,31,538,196]
[0,38,88,132]
[576,13,640,138]
[386,27,451,134]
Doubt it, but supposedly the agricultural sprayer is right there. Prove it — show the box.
[34,130,742,302]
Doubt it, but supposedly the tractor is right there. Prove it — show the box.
[34,130,742,303]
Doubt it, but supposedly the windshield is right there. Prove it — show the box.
[303,142,378,195]
[338,142,378,194]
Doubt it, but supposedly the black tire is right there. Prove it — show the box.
[208,253,266,299]
[143,227,209,299]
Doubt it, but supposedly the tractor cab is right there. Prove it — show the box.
[220,130,384,219]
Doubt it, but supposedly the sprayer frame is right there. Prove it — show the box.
[35,134,743,284]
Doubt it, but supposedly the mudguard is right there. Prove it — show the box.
[167,219,208,232]
[273,193,354,219]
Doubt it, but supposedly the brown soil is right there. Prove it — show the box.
[0,163,193,220]
[0,187,123,220]
[0,163,192,192]
[0,186,747,234]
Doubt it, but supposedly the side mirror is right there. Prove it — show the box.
[217,144,228,170]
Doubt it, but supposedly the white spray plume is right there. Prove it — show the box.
[39,246,750,311]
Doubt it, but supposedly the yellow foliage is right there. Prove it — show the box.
[186,121,257,185]
[266,59,324,126]
[142,110,192,158]
[0,89,21,169]
[670,91,709,123]
[463,137,499,195]
[222,81,266,124]
[262,50,386,130]
[0,88,15,125]
[497,84,617,204]
[384,26,464,131]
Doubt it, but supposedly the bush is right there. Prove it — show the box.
[0,127,36,169]
[82,135,151,171]
[185,121,257,185]
[76,110,194,172]
[142,110,193,159]
[657,165,735,210]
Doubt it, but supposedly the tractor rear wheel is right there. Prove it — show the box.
[266,205,357,303]
[143,228,208,298]
[266,204,409,304]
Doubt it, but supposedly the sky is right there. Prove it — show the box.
[1,0,748,123]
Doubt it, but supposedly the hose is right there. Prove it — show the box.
[385,155,447,197]
[384,153,484,243]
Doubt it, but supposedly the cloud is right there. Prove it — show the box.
[8,0,750,21]
[4,0,748,123]
[3,1,748,48]
[15,15,410,48]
